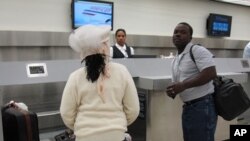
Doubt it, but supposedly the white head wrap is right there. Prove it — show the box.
[69,25,111,58]
[69,25,111,103]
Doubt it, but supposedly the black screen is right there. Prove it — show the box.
[207,13,232,37]
[29,66,45,74]
[130,55,157,58]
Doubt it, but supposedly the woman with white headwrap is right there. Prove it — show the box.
[60,25,139,141]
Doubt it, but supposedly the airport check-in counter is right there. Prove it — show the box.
[0,60,82,140]
[115,58,250,141]
[0,58,250,141]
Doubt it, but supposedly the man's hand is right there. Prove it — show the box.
[166,82,186,99]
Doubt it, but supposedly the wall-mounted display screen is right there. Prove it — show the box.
[71,0,113,30]
[207,13,232,37]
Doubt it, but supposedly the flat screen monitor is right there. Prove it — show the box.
[71,0,114,30]
[207,13,232,37]
[130,55,157,58]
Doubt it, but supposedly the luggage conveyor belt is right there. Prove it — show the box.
[40,129,65,141]
[0,60,82,141]
[1,82,67,132]
[38,111,64,141]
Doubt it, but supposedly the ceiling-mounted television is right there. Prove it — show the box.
[207,13,232,37]
[71,0,114,30]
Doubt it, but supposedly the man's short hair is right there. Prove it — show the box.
[178,22,193,36]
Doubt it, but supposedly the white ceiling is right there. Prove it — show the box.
[214,0,250,6]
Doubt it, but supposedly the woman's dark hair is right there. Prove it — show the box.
[115,28,126,36]
[81,54,106,82]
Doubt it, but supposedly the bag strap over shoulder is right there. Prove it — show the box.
[190,45,194,62]
[189,44,199,71]
[189,44,200,64]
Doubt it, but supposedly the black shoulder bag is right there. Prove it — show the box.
[190,45,250,121]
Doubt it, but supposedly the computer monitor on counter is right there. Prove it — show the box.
[130,55,157,58]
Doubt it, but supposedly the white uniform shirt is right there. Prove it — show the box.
[172,43,215,102]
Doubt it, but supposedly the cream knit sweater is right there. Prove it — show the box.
[60,62,140,141]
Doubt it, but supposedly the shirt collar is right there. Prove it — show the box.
[180,42,193,55]
[115,43,126,50]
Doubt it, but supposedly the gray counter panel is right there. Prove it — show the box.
[1,58,250,141]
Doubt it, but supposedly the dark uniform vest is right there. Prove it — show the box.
[112,45,132,58]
